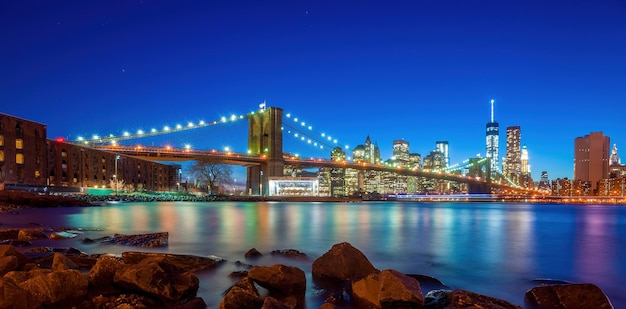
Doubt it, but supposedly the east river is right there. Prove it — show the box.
[2,201,625,308]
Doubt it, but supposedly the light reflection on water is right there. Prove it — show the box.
[2,202,625,308]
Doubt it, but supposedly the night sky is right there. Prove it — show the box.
[2,1,625,180]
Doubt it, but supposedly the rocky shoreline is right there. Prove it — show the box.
[0,191,616,308]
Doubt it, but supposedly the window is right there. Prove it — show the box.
[0,150,3,162]
[15,139,23,149]
[35,170,40,178]
[15,123,22,135]
[61,150,67,158]
[0,135,3,146]
[16,153,24,164]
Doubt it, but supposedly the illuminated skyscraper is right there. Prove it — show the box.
[485,99,499,172]
[393,139,410,162]
[521,145,530,175]
[436,141,449,167]
[574,132,610,191]
[504,126,521,177]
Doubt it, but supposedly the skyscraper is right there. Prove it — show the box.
[521,145,530,175]
[436,141,449,168]
[485,99,499,172]
[504,126,521,177]
[574,132,610,191]
[393,139,410,162]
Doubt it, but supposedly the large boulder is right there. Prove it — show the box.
[52,252,79,271]
[0,277,37,309]
[249,264,307,297]
[87,255,125,296]
[245,247,263,258]
[0,256,19,276]
[525,283,613,309]
[122,251,224,272]
[424,289,522,309]
[351,269,424,308]
[102,232,169,247]
[113,256,199,301]
[17,228,48,241]
[0,245,32,269]
[312,242,378,287]
[18,269,88,308]
[0,229,20,240]
[219,277,264,309]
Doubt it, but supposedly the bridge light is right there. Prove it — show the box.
[166,146,171,150]
[294,133,298,137]
[308,125,312,130]
[230,115,236,121]
[188,122,194,127]
[224,146,230,152]
[321,133,325,137]
[164,126,170,131]
[320,145,324,149]
[137,130,144,135]
[286,113,291,118]
[77,136,84,141]
[176,124,182,129]
[123,131,129,137]
[301,136,305,141]
[239,115,244,119]
[327,136,331,141]
[345,145,349,149]
[247,149,251,154]
[307,139,311,144]
[92,134,99,140]
[333,139,337,143]
[294,118,298,122]
[185,144,191,150]
[221,117,227,122]
[199,120,205,125]
[301,121,305,126]
[151,128,157,133]
[264,148,268,153]
[313,142,318,146]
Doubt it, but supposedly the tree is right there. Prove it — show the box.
[189,157,233,194]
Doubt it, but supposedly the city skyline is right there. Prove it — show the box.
[1,1,625,179]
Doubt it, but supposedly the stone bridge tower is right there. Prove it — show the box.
[246,107,284,195]
[467,157,492,194]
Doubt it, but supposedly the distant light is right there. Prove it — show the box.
[164,126,170,131]
[92,134,99,139]
[301,121,305,126]
[301,137,305,141]
[333,139,337,143]
[491,99,494,104]
[224,146,230,152]
[188,122,194,127]
[199,120,205,125]
[286,113,291,118]
[176,124,182,129]
[345,145,349,149]
[151,128,157,133]
[230,115,236,121]
[294,133,299,137]
[123,131,129,136]
[327,136,331,141]
[321,133,325,137]
[185,144,191,149]
[294,118,298,122]
[55,137,65,142]
[77,136,84,141]
[221,116,227,122]
[137,130,144,135]
[307,139,311,144]
[308,126,312,130]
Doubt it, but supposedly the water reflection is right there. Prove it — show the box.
[3,201,625,307]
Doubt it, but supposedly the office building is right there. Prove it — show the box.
[574,132,610,192]
[485,99,499,173]
[436,141,449,167]
[504,126,521,178]
[393,139,410,163]
[521,145,530,175]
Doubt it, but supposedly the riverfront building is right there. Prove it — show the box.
[503,126,521,178]
[0,112,183,193]
[574,132,610,193]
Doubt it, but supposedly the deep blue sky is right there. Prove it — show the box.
[2,0,625,180]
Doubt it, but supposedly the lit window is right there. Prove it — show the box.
[16,153,24,164]
[0,150,3,162]
[0,135,3,146]
[15,139,23,149]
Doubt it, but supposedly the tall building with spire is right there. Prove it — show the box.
[485,99,499,173]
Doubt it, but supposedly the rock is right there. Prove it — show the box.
[179,297,208,309]
[312,242,378,287]
[50,231,78,239]
[17,228,48,240]
[0,256,19,276]
[102,232,169,247]
[52,252,79,271]
[0,239,32,247]
[271,249,308,259]
[87,255,125,296]
[4,268,52,284]
[379,269,424,308]
[0,245,32,269]
[406,274,450,292]
[114,256,199,301]
[525,283,613,309]
[317,303,340,309]
[425,289,522,309]
[245,247,263,258]
[229,270,249,278]
[220,277,264,309]
[122,251,224,272]
[262,296,291,309]
[0,229,20,240]
[249,264,307,297]
[18,269,89,308]
[0,277,38,309]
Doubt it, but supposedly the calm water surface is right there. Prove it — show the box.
[2,201,625,308]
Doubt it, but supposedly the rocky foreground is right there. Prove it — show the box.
[0,228,616,309]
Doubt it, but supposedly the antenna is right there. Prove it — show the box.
[490,99,495,122]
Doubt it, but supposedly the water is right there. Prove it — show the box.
[1,201,625,308]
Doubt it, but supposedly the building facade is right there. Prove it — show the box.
[485,99,499,173]
[504,126,521,178]
[574,132,610,192]
[436,141,449,168]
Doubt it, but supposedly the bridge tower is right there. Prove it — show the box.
[246,107,284,195]
[467,157,492,194]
